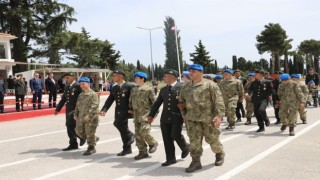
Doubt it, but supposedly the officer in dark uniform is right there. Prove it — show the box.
[100,70,135,156]
[246,70,275,132]
[148,69,189,166]
[234,69,247,122]
[305,68,319,107]
[272,71,282,124]
[55,72,84,151]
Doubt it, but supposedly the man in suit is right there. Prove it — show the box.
[14,74,27,112]
[0,75,6,113]
[246,70,275,132]
[30,73,44,110]
[100,70,135,156]
[45,72,58,108]
[55,72,85,151]
[148,69,189,166]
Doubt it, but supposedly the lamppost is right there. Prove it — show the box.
[137,26,162,81]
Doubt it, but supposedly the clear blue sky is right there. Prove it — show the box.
[63,0,320,69]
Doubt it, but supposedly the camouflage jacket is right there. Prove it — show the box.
[129,84,156,123]
[179,78,225,122]
[74,89,100,125]
[219,78,244,102]
[278,80,305,105]
[300,84,309,101]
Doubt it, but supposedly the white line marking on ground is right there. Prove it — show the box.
[0,122,112,144]
[215,120,320,180]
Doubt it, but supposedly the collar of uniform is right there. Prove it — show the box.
[192,78,205,87]
[69,81,76,87]
[119,81,126,87]
[138,84,149,90]
[169,81,177,87]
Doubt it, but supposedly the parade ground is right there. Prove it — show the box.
[0,96,319,180]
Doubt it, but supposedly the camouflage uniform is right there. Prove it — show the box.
[244,81,254,120]
[219,78,244,127]
[129,84,157,154]
[179,79,225,157]
[74,89,100,147]
[299,84,308,122]
[278,80,305,127]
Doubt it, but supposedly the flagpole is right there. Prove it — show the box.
[174,24,182,82]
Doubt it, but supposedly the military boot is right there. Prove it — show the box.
[302,120,307,124]
[83,145,96,156]
[289,127,295,136]
[149,142,158,153]
[134,151,149,160]
[185,156,202,173]
[215,151,225,166]
[244,118,251,125]
[275,119,281,124]
[280,125,287,131]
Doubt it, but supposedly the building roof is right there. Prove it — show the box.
[0,33,17,39]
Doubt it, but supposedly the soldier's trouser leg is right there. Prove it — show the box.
[235,102,242,119]
[226,101,237,125]
[279,104,298,127]
[187,121,204,157]
[67,122,78,147]
[170,121,188,152]
[75,120,86,140]
[313,93,318,107]
[52,90,57,107]
[37,91,42,108]
[273,101,280,121]
[161,122,175,161]
[114,119,133,151]
[85,124,97,146]
[202,120,223,154]
[0,93,4,111]
[299,107,306,122]
[254,100,268,128]
[245,101,254,119]
[135,122,156,153]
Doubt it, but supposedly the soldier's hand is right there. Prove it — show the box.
[275,101,280,108]
[99,111,106,116]
[213,117,221,128]
[74,116,78,121]
[177,103,186,110]
[147,116,154,124]
[300,103,305,110]
[128,110,134,114]
[245,93,250,99]
[54,111,59,115]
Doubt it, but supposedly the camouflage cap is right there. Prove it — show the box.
[64,72,76,77]
[164,69,178,77]
[113,70,126,76]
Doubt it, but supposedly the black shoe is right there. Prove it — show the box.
[134,152,149,160]
[226,125,235,130]
[162,159,177,166]
[0,110,4,113]
[117,149,132,156]
[33,107,37,110]
[302,120,307,124]
[80,138,86,146]
[49,104,52,108]
[274,120,281,125]
[38,107,42,109]
[127,135,134,146]
[16,109,20,112]
[96,136,100,142]
[236,119,242,122]
[22,109,27,111]
[181,149,189,159]
[242,113,246,118]
[256,128,265,132]
[62,146,78,151]
[265,119,270,127]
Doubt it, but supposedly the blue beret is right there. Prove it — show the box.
[133,72,147,79]
[79,77,90,83]
[214,75,223,79]
[187,64,203,71]
[248,73,255,77]
[183,72,190,77]
[280,73,290,81]
[308,80,315,85]
[291,74,300,79]
[223,69,233,74]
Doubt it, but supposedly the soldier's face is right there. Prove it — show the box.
[65,76,75,84]
[80,82,90,90]
[282,80,289,84]
[223,72,232,79]
[112,73,123,83]
[163,74,175,84]
[255,73,263,79]
[248,76,254,81]
[134,76,144,85]
[235,72,240,77]
[189,70,202,80]
[309,70,314,74]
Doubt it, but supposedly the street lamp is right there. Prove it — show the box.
[137,26,162,81]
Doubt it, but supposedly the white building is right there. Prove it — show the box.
[0,33,17,77]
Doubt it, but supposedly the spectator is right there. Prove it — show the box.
[0,75,6,113]
[7,75,14,89]
[30,73,44,110]
[14,74,27,112]
[305,68,319,86]
[98,77,104,92]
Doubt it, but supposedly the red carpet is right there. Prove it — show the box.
[0,106,66,122]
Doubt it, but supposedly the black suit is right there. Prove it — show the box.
[272,79,281,122]
[248,79,275,129]
[305,73,319,86]
[56,82,82,147]
[149,83,188,161]
[235,76,247,119]
[45,78,58,107]
[101,82,135,152]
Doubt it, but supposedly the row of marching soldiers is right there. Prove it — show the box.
[212,69,309,136]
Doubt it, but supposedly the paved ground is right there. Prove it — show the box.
[0,96,319,180]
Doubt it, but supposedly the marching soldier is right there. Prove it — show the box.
[278,74,305,136]
[234,69,247,122]
[219,69,244,130]
[100,70,135,156]
[179,64,225,173]
[55,72,85,151]
[214,75,223,85]
[148,69,189,166]
[181,72,191,83]
[291,74,308,124]
[129,72,158,160]
[246,70,274,132]
[272,71,282,124]
[244,73,255,125]
[74,77,100,155]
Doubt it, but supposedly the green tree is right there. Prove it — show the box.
[164,16,183,72]
[190,40,213,73]
[137,60,141,70]
[232,55,238,69]
[237,57,247,71]
[256,23,292,74]
[298,39,320,73]
[0,0,76,72]
[100,40,121,70]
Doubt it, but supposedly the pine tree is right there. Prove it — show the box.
[164,16,183,72]
[137,60,141,70]
[214,60,218,73]
[232,55,238,69]
[190,40,213,73]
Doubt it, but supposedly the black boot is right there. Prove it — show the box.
[117,149,132,156]
[83,145,96,155]
[281,125,287,131]
[275,119,281,124]
[134,151,149,160]
[215,151,225,166]
[185,156,202,173]
[244,118,251,125]
[289,127,295,136]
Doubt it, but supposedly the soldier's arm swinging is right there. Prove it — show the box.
[210,83,226,127]
[55,88,67,114]
[148,88,164,122]
[88,93,100,121]
[100,89,115,116]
